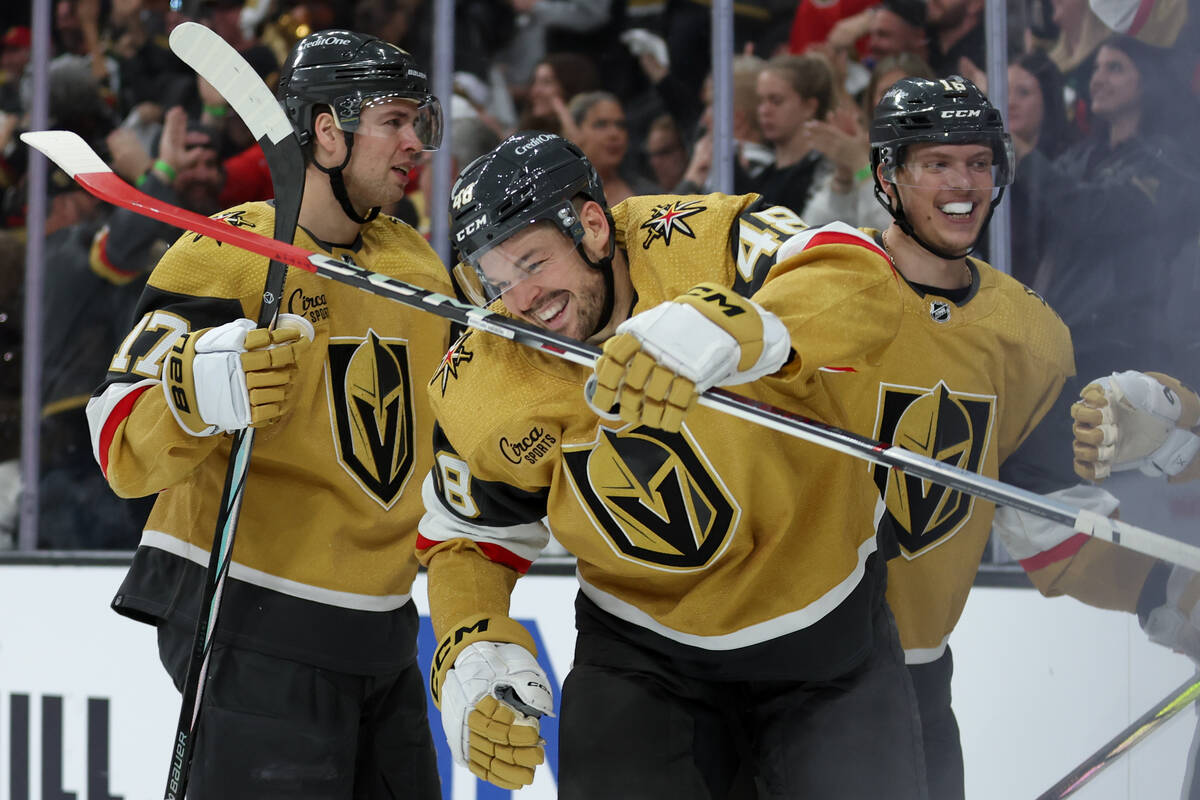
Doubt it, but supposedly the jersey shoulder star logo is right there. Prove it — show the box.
[639,200,706,249]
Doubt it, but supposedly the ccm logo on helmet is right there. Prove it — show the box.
[455,214,488,242]
[514,133,557,155]
[941,109,982,118]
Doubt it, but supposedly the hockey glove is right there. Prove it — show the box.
[590,282,791,432]
[163,314,313,437]
[439,641,554,790]
[1071,371,1200,481]
[1143,565,1200,664]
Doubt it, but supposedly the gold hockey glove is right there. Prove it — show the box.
[590,282,791,432]
[163,313,312,436]
[1071,371,1200,481]
[431,615,553,790]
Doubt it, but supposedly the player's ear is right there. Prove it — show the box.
[876,163,897,202]
[578,200,610,258]
[312,109,344,163]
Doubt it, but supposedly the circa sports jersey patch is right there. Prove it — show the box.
[870,381,996,557]
[287,287,329,324]
[561,424,740,571]
[499,425,557,467]
[640,199,706,249]
[325,329,416,509]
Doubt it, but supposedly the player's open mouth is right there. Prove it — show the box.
[534,294,568,325]
[939,201,975,219]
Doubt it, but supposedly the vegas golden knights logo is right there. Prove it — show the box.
[326,330,416,508]
[562,425,739,570]
[872,381,995,556]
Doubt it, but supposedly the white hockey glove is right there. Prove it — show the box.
[439,641,554,790]
[163,314,313,437]
[1071,371,1200,481]
[1144,565,1200,664]
[589,282,791,432]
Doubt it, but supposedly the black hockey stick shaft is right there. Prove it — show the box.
[1038,673,1200,799]
[20,128,1200,574]
[158,23,304,799]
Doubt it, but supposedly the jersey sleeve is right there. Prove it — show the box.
[751,221,903,386]
[85,214,266,498]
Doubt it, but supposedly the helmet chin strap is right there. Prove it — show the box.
[578,210,617,340]
[878,181,1006,261]
[314,131,380,225]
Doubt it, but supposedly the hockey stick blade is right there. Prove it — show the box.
[1038,673,1200,799]
[21,128,1200,574]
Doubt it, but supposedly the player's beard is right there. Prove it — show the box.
[568,266,609,341]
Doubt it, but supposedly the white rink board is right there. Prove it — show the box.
[0,563,1194,799]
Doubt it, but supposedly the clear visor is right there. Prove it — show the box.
[452,220,561,305]
[333,92,443,151]
[880,138,1015,190]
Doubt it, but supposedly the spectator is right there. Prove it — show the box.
[926,0,986,76]
[0,25,31,113]
[0,230,20,547]
[567,90,655,203]
[1012,35,1200,384]
[803,52,936,229]
[675,55,772,195]
[642,113,688,192]
[518,52,602,134]
[38,164,154,549]
[749,52,836,216]
[1044,0,1113,122]
[868,0,929,63]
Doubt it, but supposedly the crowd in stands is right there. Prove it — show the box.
[0,0,1197,549]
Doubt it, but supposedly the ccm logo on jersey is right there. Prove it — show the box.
[941,109,982,118]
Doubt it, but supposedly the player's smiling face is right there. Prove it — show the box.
[894,142,995,254]
[478,222,608,340]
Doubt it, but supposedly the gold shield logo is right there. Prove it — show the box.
[326,330,415,508]
[562,425,740,571]
[871,381,995,556]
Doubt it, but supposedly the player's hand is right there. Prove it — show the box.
[1143,565,1200,664]
[1071,371,1200,481]
[163,313,313,437]
[439,641,554,790]
[589,282,791,432]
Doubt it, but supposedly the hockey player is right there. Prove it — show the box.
[87,31,450,797]
[418,132,929,798]
[846,76,1178,799]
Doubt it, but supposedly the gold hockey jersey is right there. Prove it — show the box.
[836,234,1152,662]
[89,202,452,660]
[418,194,908,676]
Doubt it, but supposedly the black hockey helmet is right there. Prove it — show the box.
[449,131,615,317]
[869,75,1013,258]
[279,29,442,150]
[278,30,442,225]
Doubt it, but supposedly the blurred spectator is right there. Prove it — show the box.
[675,55,772,195]
[749,52,836,215]
[926,0,986,76]
[0,26,31,114]
[803,52,936,229]
[869,0,929,63]
[642,113,688,192]
[1044,0,1113,122]
[1011,35,1200,385]
[518,52,602,134]
[789,0,878,59]
[38,167,154,549]
[567,90,655,203]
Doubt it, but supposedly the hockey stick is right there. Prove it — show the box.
[158,22,304,799]
[20,129,1200,574]
[1038,672,1200,799]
